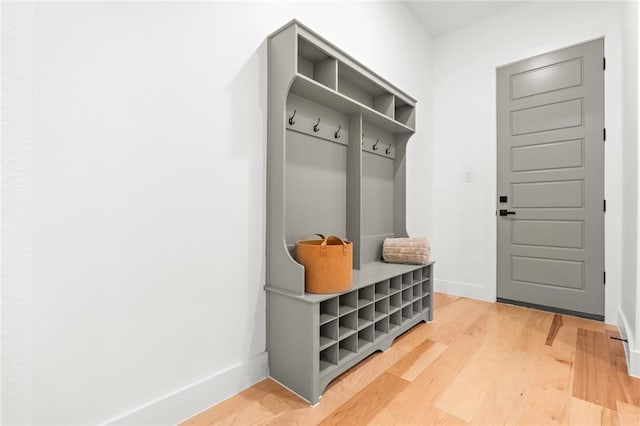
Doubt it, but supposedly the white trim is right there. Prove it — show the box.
[434,279,494,302]
[617,307,640,378]
[105,352,269,425]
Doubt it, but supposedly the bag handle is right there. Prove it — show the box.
[320,235,349,256]
[301,233,325,241]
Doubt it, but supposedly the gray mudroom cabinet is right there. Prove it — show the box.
[265,20,433,405]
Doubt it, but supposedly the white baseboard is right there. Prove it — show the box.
[105,352,269,425]
[434,279,494,302]
[616,307,640,378]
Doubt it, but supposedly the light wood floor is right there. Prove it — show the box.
[183,294,640,425]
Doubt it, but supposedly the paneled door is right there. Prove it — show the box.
[496,39,604,319]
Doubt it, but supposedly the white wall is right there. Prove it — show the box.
[621,0,640,377]
[1,2,434,424]
[432,1,624,323]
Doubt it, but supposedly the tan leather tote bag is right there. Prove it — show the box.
[295,234,353,294]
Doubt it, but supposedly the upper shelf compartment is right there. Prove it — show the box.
[298,36,338,91]
[338,62,395,120]
[395,97,416,129]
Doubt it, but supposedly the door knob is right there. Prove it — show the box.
[499,209,516,216]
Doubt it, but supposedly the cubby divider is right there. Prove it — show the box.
[413,269,422,282]
[389,310,402,330]
[375,298,389,320]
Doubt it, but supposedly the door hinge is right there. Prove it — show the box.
[604,271,606,285]
[603,128,607,141]
[604,199,607,212]
[603,57,606,70]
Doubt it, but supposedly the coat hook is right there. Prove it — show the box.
[386,144,392,154]
[373,139,379,150]
[288,109,296,125]
[313,118,321,132]
[334,125,342,139]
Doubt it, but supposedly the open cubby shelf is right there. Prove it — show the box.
[267,20,433,406]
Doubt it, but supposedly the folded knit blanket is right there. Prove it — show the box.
[382,237,430,265]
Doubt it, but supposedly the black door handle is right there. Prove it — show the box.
[499,209,516,216]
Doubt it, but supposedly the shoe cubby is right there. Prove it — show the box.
[413,301,422,317]
[339,311,357,339]
[389,292,402,312]
[389,310,402,330]
[402,288,413,306]
[395,98,416,129]
[422,266,431,279]
[413,284,422,301]
[320,344,338,373]
[358,325,374,349]
[422,295,431,313]
[267,21,429,405]
[320,298,338,325]
[358,286,374,307]
[375,298,389,321]
[402,306,412,323]
[375,280,389,300]
[375,318,389,340]
[422,280,431,296]
[339,333,357,362]
[402,272,413,289]
[339,291,357,316]
[390,276,402,293]
[358,304,374,329]
[320,319,338,351]
[297,36,338,90]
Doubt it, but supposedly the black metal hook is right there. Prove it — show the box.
[386,144,392,154]
[288,109,296,125]
[373,139,379,150]
[313,118,320,132]
[334,125,341,139]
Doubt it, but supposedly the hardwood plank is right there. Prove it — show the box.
[572,328,617,410]
[318,373,409,426]
[617,400,640,426]
[387,339,447,381]
[546,314,563,346]
[563,396,603,425]
[505,385,568,425]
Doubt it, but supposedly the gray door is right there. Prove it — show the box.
[496,39,605,319]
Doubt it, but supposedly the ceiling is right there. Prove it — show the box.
[403,1,522,37]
